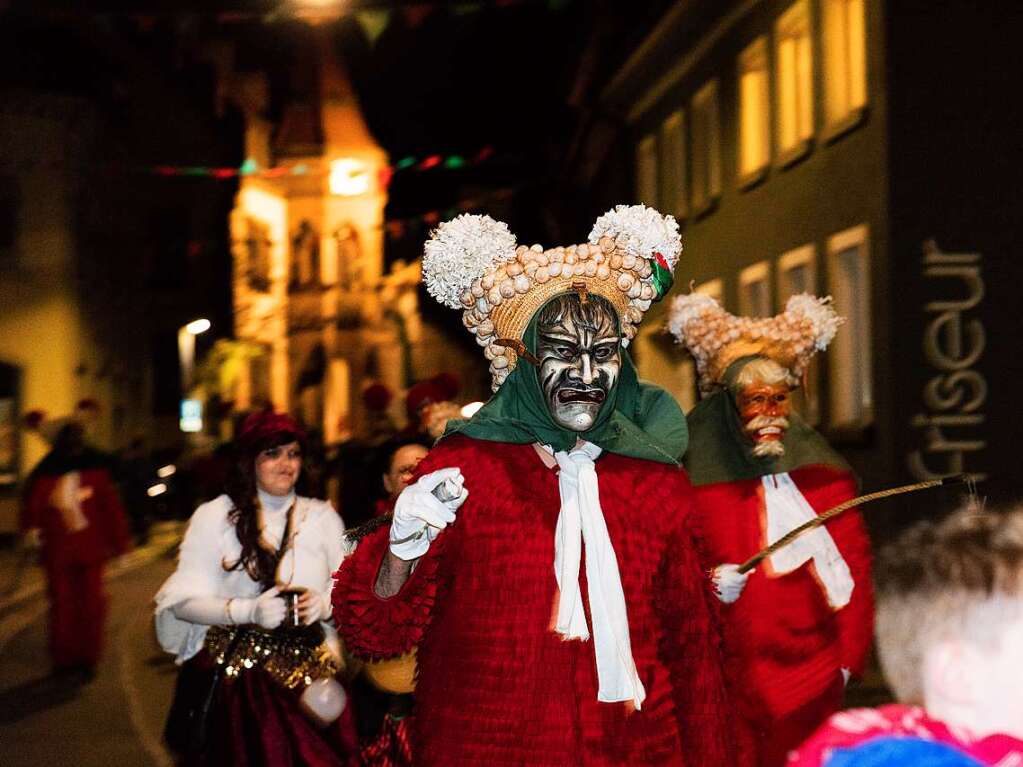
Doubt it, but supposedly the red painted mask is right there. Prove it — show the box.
[735,382,791,457]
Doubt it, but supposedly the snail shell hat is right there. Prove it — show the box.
[667,292,844,393]
[422,205,682,391]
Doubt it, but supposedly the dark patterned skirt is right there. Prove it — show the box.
[174,626,360,767]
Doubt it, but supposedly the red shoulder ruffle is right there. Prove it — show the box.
[331,525,444,661]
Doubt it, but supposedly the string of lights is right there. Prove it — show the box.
[143,146,496,182]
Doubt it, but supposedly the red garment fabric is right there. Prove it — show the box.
[333,435,734,766]
[22,466,132,669]
[46,561,106,667]
[22,467,133,568]
[787,704,1023,766]
[361,715,413,767]
[692,465,874,767]
[184,651,360,767]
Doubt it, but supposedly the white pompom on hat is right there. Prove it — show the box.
[668,292,844,392]
[422,205,682,391]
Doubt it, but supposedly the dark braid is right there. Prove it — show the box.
[223,430,303,588]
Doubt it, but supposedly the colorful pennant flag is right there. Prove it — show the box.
[354,9,392,45]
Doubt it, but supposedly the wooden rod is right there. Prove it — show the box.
[736,474,975,574]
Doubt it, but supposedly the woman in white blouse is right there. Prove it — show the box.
[155,411,358,766]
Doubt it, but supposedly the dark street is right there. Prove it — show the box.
[0,529,179,766]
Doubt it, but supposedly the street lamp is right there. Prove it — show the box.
[291,0,348,23]
[184,318,211,335]
[178,319,210,433]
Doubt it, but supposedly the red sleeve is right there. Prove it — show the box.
[331,436,469,660]
[95,471,133,557]
[798,467,874,677]
[657,473,739,765]
[331,524,445,660]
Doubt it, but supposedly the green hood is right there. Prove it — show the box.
[444,304,687,465]
[682,356,850,485]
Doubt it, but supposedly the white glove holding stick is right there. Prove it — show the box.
[712,563,751,604]
[389,467,468,560]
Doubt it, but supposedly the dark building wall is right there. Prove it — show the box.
[618,0,895,491]
[886,2,1023,509]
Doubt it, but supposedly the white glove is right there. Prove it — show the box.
[234,586,287,630]
[389,467,468,561]
[712,564,750,604]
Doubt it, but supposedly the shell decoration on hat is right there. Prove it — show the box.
[422,205,682,391]
[668,291,844,393]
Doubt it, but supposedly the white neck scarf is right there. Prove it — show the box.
[762,472,854,609]
[552,441,646,709]
[53,471,89,533]
[257,489,297,547]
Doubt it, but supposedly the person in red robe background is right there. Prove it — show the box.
[21,416,132,679]
[669,292,874,767]
[333,206,735,765]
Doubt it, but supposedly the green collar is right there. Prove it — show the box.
[443,306,687,465]
[682,357,850,485]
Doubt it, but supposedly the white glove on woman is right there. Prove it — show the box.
[389,467,468,561]
[712,564,751,604]
[172,586,286,629]
[233,586,287,629]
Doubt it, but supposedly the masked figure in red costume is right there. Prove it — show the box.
[21,416,132,678]
[333,206,735,766]
[669,292,874,767]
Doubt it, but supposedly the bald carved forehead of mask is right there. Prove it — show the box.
[536,294,621,432]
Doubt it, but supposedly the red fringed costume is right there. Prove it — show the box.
[333,435,734,766]
[22,464,132,670]
[692,465,874,766]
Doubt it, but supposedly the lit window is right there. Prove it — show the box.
[635,135,658,207]
[827,224,873,429]
[823,0,867,126]
[738,38,770,178]
[694,277,724,305]
[634,323,698,412]
[690,80,721,212]
[777,244,820,424]
[659,111,688,219]
[739,261,772,317]
[777,243,817,298]
[775,1,814,154]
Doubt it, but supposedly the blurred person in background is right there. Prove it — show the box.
[330,383,399,529]
[788,503,1023,767]
[362,382,398,446]
[398,373,459,440]
[115,435,154,545]
[20,414,132,681]
[669,293,874,767]
[346,435,430,766]
[374,437,430,519]
[154,410,357,766]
